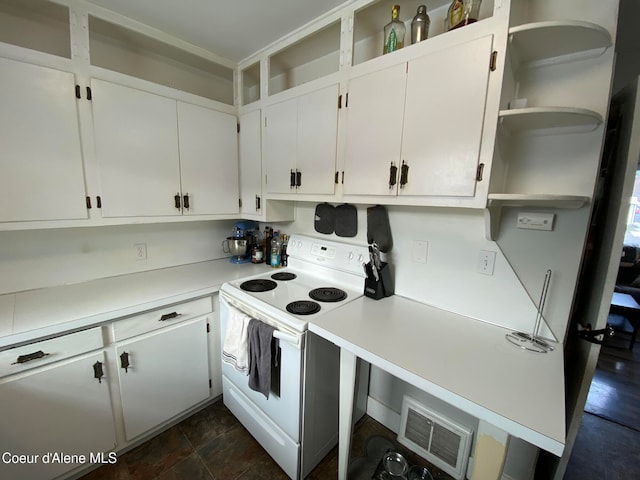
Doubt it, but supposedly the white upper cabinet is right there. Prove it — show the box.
[343,62,407,196]
[177,102,239,215]
[264,84,339,195]
[0,58,87,222]
[92,79,182,218]
[92,79,239,218]
[344,35,493,198]
[239,109,264,215]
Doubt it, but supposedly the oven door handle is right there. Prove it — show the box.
[273,330,301,348]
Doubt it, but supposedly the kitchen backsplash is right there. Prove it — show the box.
[0,220,236,295]
[286,203,565,339]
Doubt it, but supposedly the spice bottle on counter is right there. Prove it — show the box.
[383,5,405,54]
[263,226,272,266]
[411,5,430,44]
[280,234,289,267]
[270,232,282,268]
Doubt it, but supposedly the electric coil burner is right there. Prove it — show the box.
[286,300,321,315]
[271,272,297,281]
[309,287,347,303]
[240,278,277,292]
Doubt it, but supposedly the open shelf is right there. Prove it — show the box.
[242,62,260,105]
[487,194,589,208]
[352,0,494,66]
[499,107,603,135]
[0,0,70,59]
[268,19,340,96]
[89,16,234,105]
[508,20,612,68]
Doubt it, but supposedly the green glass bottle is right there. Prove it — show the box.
[383,5,406,54]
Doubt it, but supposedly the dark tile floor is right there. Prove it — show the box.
[80,331,640,480]
[565,332,640,479]
[79,402,451,480]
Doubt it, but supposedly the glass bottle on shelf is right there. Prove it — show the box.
[445,0,481,31]
[383,4,406,54]
[411,5,430,44]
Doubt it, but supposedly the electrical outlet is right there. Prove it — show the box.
[477,250,496,275]
[517,212,555,231]
[412,240,428,263]
[134,243,147,260]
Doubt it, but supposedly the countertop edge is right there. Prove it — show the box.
[0,259,266,349]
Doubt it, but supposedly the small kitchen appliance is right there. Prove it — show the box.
[222,220,257,264]
[219,234,370,479]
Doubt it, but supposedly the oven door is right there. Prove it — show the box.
[219,293,304,442]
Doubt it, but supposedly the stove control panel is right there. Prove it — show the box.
[288,234,369,275]
[311,243,336,259]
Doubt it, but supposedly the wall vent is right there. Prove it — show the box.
[397,396,473,480]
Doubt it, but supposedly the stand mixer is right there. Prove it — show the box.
[222,221,257,264]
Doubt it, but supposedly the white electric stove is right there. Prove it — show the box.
[219,234,369,479]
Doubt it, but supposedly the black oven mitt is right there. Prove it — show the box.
[367,205,392,252]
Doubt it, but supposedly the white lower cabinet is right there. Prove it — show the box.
[0,295,218,480]
[0,350,116,480]
[114,316,211,441]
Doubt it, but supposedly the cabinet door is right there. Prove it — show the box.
[116,317,209,441]
[92,79,181,217]
[343,63,407,195]
[400,35,493,196]
[264,97,297,194]
[297,84,339,195]
[0,352,116,480]
[0,58,87,222]
[177,102,239,215]
[239,109,263,216]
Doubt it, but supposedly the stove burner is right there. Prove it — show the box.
[286,300,321,315]
[271,272,297,281]
[240,279,277,292]
[309,287,347,303]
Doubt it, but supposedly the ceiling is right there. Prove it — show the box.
[84,0,349,63]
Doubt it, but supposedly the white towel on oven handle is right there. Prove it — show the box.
[222,301,251,375]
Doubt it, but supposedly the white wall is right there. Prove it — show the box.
[0,220,236,295]
[283,202,557,337]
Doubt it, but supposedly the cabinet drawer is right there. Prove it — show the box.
[113,296,212,341]
[0,327,104,378]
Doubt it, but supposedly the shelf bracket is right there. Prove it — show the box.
[484,206,503,241]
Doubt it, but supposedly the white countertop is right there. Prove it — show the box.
[0,260,266,349]
[309,295,566,456]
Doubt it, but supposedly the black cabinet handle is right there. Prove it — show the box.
[290,169,296,188]
[12,350,49,365]
[389,162,398,188]
[120,351,130,373]
[174,193,181,210]
[255,195,261,211]
[296,170,302,187]
[75,85,81,99]
[86,86,92,100]
[400,161,409,188]
[159,311,181,321]
[93,361,104,383]
[183,194,190,210]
